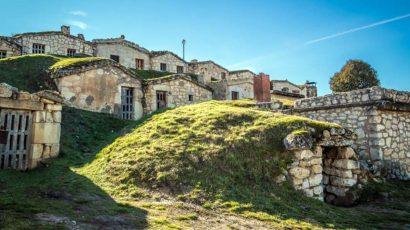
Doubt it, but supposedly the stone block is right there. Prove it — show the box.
[31,144,44,159]
[294,149,314,160]
[311,165,322,174]
[309,174,322,187]
[45,103,62,111]
[323,175,329,185]
[326,185,348,196]
[330,176,357,187]
[52,111,62,123]
[289,167,310,179]
[33,111,46,123]
[332,159,359,170]
[337,147,355,159]
[50,144,60,158]
[17,92,32,100]
[42,145,51,159]
[303,189,314,197]
[0,83,16,98]
[32,123,61,144]
[324,167,353,178]
[313,186,323,195]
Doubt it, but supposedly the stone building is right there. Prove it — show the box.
[12,25,94,56]
[150,51,187,73]
[144,74,212,114]
[254,73,271,102]
[229,70,255,81]
[208,78,254,100]
[51,59,144,120]
[292,87,410,180]
[93,35,151,70]
[271,79,317,101]
[188,60,229,84]
[0,37,21,58]
[0,83,63,170]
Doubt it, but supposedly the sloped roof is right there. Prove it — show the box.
[150,51,186,63]
[145,73,212,91]
[93,37,150,54]
[229,69,256,76]
[0,36,22,49]
[189,60,229,72]
[271,79,302,90]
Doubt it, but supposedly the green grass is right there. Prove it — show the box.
[49,57,107,72]
[130,69,200,82]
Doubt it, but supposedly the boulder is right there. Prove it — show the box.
[289,167,310,179]
[284,134,313,150]
[0,83,17,98]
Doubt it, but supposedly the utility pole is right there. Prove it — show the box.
[182,39,186,61]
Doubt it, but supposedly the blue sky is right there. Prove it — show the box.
[2,0,410,95]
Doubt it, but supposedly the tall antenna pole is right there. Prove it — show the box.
[182,39,186,61]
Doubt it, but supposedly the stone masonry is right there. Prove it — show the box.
[150,51,187,73]
[0,83,63,170]
[292,87,410,180]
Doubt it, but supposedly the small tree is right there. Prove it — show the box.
[330,60,380,92]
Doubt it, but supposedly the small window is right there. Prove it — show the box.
[177,66,184,73]
[32,43,45,54]
[136,59,144,70]
[188,95,193,102]
[67,49,76,57]
[0,50,6,59]
[110,55,120,63]
[160,63,167,72]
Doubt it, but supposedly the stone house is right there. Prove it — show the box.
[12,25,94,56]
[51,59,144,120]
[292,87,410,180]
[188,60,229,84]
[0,37,21,58]
[0,83,63,170]
[144,74,212,114]
[271,79,317,101]
[229,70,255,81]
[209,78,254,100]
[150,51,187,74]
[93,36,151,70]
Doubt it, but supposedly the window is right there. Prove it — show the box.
[221,72,226,79]
[0,50,6,59]
[136,59,144,70]
[156,91,167,110]
[67,49,76,57]
[121,87,134,120]
[282,87,289,92]
[232,91,239,100]
[188,95,194,102]
[177,66,184,73]
[110,55,120,63]
[32,43,45,54]
[160,63,167,72]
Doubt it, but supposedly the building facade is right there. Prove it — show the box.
[144,74,213,114]
[229,70,255,81]
[271,79,317,101]
[0,37,21,58]
[93,36,151,70]
[150,51,187,73]
[12,26,94,56]
[188,60,229,84]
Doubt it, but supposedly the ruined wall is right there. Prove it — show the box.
[95,42,150,69]
[229,71,255,81]
[150,53,187,73]
[14,33,94,56]
[188,61,229,84]
[0,38,21,57]
[293,87,410,180]
[54,65,144,120]
[144,76,212,114]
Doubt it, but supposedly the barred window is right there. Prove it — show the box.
[160,63,167,72]
[67,49,76,57]
[177,66,184,73]
[32,43,45,54]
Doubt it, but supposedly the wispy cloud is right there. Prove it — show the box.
[67,20,88,30]
[305,13,410,45]
[69,10,87,17]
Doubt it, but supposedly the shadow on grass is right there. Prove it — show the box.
[0,107,149,229]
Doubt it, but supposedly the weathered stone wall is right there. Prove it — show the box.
[271,93,301,102]
[292,87,410,180]
[150,53,187,73]
[0,38,21,57]
[14,33,94,56]
[227,79,254,100]
[271,80,302,94]
[229,71,255,81]
[53,62,144,120]
[94,40,150,69]
[144,75,212,114]
[188,61,229,84]
[0,83,63,170]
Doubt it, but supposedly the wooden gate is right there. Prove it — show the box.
[121,87,134,120]
[0,109,32,170]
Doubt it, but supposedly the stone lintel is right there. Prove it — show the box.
[0,97,43,110]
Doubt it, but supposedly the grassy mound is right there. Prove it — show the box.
[49,57,107,72]
[81,101,338,199]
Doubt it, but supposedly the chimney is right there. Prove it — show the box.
[61,25,70,35]
[77,34,85,40]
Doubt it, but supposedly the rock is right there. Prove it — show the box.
[274,174,286,184]
[303,189,314,197]
[323,167,353,178]
[323,130,331,139]
[326,185,348,196]
[325,194,336,203]
[289,167,311,179]
[309,174,323,187]
[311,165,322,174]
[332,159,359,170]
[330,176,357,187]
[323,175,329,185]
[313,186,323,195]
[333,191,359,207]
[0,83,17,98]
[284,134,313,150]
[337,147,355,159]
[294,149,314,160]
[314,146,323,157]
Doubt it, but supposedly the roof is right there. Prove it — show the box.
[50,59,141,81]
[271,90,305,98]
[229,69,256,76]
[145,74,212,92]
[150,51,186,63]
[189,60,229,72]
[0,36,22,49]
[93,37,150,54]
[271,79,302,90]
[13,31,92,45]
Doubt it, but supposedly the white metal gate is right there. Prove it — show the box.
[0,109,32,170]
[121,87,134,120]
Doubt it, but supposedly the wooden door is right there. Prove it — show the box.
[232,91,239,100]
[121,87,134,120]
[156,91,167,110]
[0,109,32,170]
